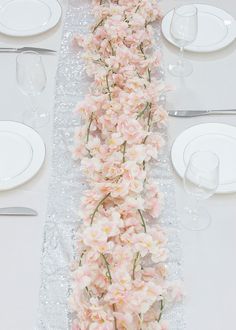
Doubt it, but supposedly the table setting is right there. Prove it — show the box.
[0,0,236,330]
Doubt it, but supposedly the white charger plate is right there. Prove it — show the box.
[0,121,45,191]
[162,4,236,52]
[171,123,236,194]
[0,0,61,37]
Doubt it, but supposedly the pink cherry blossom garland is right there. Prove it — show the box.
[70,1,182,329]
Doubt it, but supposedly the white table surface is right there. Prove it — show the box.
[0,1,235,329]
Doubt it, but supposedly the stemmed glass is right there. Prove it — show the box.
[169,5,198,77]
[16,51,49,128]
[182,151,220,231]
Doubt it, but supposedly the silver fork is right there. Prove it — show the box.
[168,109,236,117]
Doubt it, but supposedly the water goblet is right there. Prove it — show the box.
[182,150,220,231]
[169,5,198,77]
[16,51,49,128]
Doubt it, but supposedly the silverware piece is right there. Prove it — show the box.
[0,46,56,54]
[0,207,38,216]
[168,109,236,117]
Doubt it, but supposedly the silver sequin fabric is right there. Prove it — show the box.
[36,1,185,329]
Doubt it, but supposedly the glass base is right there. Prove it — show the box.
[181,206,211,231]
[168,59,193,77]
[23,108,49,129]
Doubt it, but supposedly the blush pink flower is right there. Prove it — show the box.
[127,144,146,163]
[113,245,134,265]
[120,196,145,212]
[134,233,155,257]
[72,264,97,290]
[113,268,132,289]
[145,196,161,218]
[117,115,146,144]
[111,181,130,198]
[99,218,121,238]
[83,226,107,248]
[103,161,124,179]
[113,312,134,329]
[107,132,124,148]
[165,281,184,303]
[72,143,88,160]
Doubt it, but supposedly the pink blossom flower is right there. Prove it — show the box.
[117,115,146,144]
[111,181,130,198]
[127,144,146,163]
[83,226,107,248]
[113,312,134,329]
[134,233,155,257]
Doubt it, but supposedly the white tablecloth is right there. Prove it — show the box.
[0,1,235,329]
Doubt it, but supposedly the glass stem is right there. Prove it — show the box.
[184,198,200,221]
[192,199,200,221]
[178,47,184,67]
[29,95,38,114]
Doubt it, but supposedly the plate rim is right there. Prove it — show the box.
[0,129,34,179]
[171,123,236,194]
[161,3,236,53]
[0,120,46,191]
[0,0,62,37]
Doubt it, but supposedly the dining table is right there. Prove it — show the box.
[0,0,235,329]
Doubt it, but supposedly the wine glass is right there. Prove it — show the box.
[169,5,198,77]
[182,151,220,231]
[16,51,49,128]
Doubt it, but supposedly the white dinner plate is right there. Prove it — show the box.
[162,4,236,52]
[171,123,236,194]
[0,121,45,191]
[0,0,61,37]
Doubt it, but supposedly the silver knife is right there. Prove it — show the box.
[0,46,56,54]
[0,207,38,216]
[168,109,236,117]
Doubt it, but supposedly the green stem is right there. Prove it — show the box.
[157,299,164,322]
[109,40,115,56]
[95,58,109,68]
[148,68,151,82]
[92,19,104,33]
[138,209,147,233]
[139,42,146,60]
[106,74,112,101]
[137,102,151,119]
[147,110,152,129]
[112,304,118,330]
[142,109,152,175]
[86,147,93,158]
[139,43,151,82]
[142,160,145,171]
[90,193,111,226]
[85,286,92,298]
[79,249,86,266]
[101,254,118,330]
[135,5,140,13]
[142,111,152,144]
[132,252,140,280]
[122,141,127,163]
[101,253,112,284]
[86,113,93,143]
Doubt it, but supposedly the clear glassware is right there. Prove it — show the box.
[16,51,49,128]
[182,151,220,231]
[168,5,198,77]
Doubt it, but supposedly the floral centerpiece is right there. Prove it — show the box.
[70,1,182,329]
